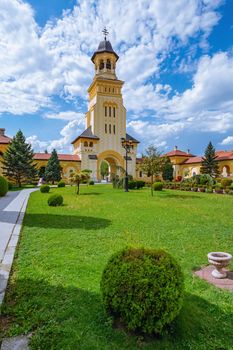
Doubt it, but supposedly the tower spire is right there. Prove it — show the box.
[102,27,109,41]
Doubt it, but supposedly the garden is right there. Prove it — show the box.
[1,184,233,349]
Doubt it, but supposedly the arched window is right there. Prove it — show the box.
[84,141,88,147]
[105,106,107,117]
[99,60,104,70]
[109,106,111,117]
[105,124,107,133]
[113,125,116,134]
[113,107,116,117]
[106,59,111,69]
[109,124,111,134]
[89,141,93,147]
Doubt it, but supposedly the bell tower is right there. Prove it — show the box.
[72,29,139,181]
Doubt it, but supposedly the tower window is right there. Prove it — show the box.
[89,142,93,147]
[84,141,88,147]
[105,106,107,117]
[109,106,111,117]
[100,60,104,70]
[113,125,116,134]
[109,124,111,134]
[139,171,142,178]
[106,59,111,69]
[113,88,114,93]
[113,107,116,117]
[105,124,107,133]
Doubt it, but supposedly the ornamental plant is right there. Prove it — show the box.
[153,182,163,191]
[48,194,63,206]
[57,180,66,188]
[0,176,8,197]
[40,185,50,193]
[221,178,232,188]
[101,247,184,335]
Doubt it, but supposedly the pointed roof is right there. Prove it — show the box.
[126,133,140,144]
[71,126,99,144]
[163,149,195,157]
[91,39,119,62]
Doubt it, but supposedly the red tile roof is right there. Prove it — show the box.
[34,153,80,161]
[182,156,203,164]
[163,149,195,157]
[0,134,11,144]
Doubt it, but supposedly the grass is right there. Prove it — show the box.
[1,185,233,349]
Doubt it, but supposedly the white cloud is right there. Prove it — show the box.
[220,136,233,146]
[44,111,84,121]
[0,0,222,115]
[27,118,85,153]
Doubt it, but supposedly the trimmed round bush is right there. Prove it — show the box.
[40,185,50,193]
[0,176,8,197]
[48,194,63,206]
[89,180,95,185]
[153,181,163,191]
[101,247,184,335]
[57,180,66,188]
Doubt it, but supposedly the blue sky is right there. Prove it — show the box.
[0,0,233,155]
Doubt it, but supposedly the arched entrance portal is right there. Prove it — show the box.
[97,150,125,182]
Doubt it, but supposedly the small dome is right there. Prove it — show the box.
[91,40,119,62]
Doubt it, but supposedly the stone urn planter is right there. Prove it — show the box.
[208,252,232,278]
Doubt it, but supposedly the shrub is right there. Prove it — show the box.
[8,181,13,190]
[224,188,230,194]
[136,180,145,189]
[128,181,136,189]
[0,176,8,197]
[48,194,63,206]
[89,180,95,185]
[153,182,163,191]
[40,185,50,193]
[57,180,66,188]
[206,188,213,193]
[101,247,184,335]
[221,178,232,188]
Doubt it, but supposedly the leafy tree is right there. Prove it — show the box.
[44,149,62,184]
[200,142,220,178]
[100,161,109,179]
[141,145,164,196]
[162,157,174,181]
[69,170,90,194]
[3,130,37,187]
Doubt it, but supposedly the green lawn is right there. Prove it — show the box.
[1,185,233,349]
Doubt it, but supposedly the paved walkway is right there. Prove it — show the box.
[0,189,37,306]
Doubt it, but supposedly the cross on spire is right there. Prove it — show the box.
[102,27,109,41]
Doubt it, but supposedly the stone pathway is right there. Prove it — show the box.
[0,189,38,306]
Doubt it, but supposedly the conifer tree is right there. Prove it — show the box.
[162,157,174,181]
[3,130,37,187]
[200,142,220,178]
[44,149,61,184]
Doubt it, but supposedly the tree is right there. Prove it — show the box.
[69,170,90,194]
[44,149,62,184]
[3,130,37,187]
[141,145,164,196]
[200,142,220,178]
[100,161,109,179]
[162,157,174,181]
